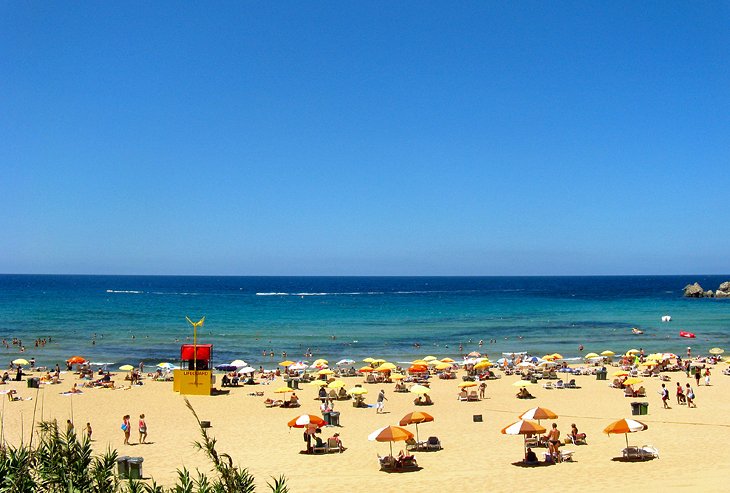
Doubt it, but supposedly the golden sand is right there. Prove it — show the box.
[3,365,729,492]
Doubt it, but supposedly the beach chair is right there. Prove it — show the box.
[312,438,327,454]
[378,454,396,470]
[326,437,341,453]
[554,380,565,389]
[425,436,442,451]
[569,434,587,445]
[366,374,376,384]
[467,390,479,401]
[635,386,646,397]
[622,446,658,460]
[458,390,469,401]
[542,382,553,389]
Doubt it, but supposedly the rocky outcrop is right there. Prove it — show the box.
[683,283,705,297]
[684,281,730,298]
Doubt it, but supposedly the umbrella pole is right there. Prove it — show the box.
[625,433,629,449]
[415,423,420,446]
[389,442,393,458]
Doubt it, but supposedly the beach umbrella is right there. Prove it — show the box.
[601,350,615,357]
[458,381,477,388]
[501,419,546,457]
[119,365,135,371]
[467,351,481,358]
[238,366,256,374]
[289,362,308,371]
[603,418,648,448]
[709,348,724,355]
[623,377,643,386]
[375,362,397,372]
[409,384,430,394]
[279,360,295,367]
[214,364,238,372]
[309,380,329,387]
[423,356,437,362]
[337,359,355,366]
[612,371,629,377]
[157,362,174,369]
[584,353,600,359]
[408,365,428,373]
[399,411,434,444]
[230,359,247,367]
[312,359,328,366]
[638,361,657,367]
[12,359,29,366]
[440,357,455,363]
[519,407,558,424]
[473,361,492,370]
[317,369,334,376]
[625,349,640,356]
[67,356,86,365]
[435,362,452,370]
[274,386,293,394]
[287,414,326,428]
[371,359,386,365]
[517,362,535,368]
[391,373,405,380]
[327,380,345,389]
[358,366,375,373]
[411,359,429,366]
[368,425,414,457]
[349,387,368,395]
[363,358,375,363]
[551,353,563,360]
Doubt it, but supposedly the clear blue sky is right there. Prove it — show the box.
[2,2,729,275]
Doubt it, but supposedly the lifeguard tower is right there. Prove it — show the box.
[173,316,215,395]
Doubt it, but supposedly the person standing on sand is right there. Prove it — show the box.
[704,368,711,386]
[86,422,92,440]
[695,367,701,386]
[122,415,131,445]
[376,389,387,414]
[138,414,148,444]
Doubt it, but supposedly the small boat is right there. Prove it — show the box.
[632,328,644,335]
[661,315,672,322]
[679,331,696,338]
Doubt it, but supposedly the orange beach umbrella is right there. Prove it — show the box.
[501,419,546,457]
[67,356,86,365]
[368,425,414,457]
[287,414,326,428]
[399,411,434,445]
[518,407,558,424]
[603,418,648,448]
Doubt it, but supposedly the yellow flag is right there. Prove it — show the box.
[185,316,205,328]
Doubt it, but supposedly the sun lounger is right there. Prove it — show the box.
[565,379,578,389]
[542,382,553,389]
[467,390,479,401]
[405,437,426,451]
[554,380,565,389]
[425,436,442,451]
[622,445,659,460]
[544,449,574,463]
[313,438,328,454]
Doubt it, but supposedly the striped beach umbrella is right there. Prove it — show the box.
[603,418,648,448]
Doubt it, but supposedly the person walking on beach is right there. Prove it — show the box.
[138,414,148,444]
[685,383,696,408]
[676,382,685,405]
[121,415,131,445]
[660,384,669,409]
[86,422,93,440]
[695,366,701,386]
[376,389,387,414]
[704,368,711,386]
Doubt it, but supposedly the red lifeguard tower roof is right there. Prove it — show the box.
[180,344,213,361]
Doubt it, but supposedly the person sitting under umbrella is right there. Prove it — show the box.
[525,447,539,464]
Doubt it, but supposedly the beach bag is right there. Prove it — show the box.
[121,423,128,431]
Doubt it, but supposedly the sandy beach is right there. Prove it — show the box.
[2,359,729,492]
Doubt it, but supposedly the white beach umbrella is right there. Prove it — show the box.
[238,366,256,374]
[230,359,247,367]
[337,359,355,366]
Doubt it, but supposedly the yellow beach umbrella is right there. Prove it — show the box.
[12,358,29,366]
[440,357,455,363]
[542,354,554,361]
[423,356,437,362]
[119,364,135,371]
[409,384,430,394]
[317,369,334,376]
[279,360,295,367]
[600,350,615,357]
[391,373,405,380]
[327,380,345,389]
[435,362,452,370]
[308,380,328,387]
[371,359,386,365]
[375,362,397,371]
[312,359,329,366]
[709,348,724,355]
[458,381,478,388]
[349,387,368,395]
[626,349,640,355]
[473,361,492,370]
[639,361,657,367]
[274,386,292,394]
[551,353,563,360]
[363,357,375,363]
[411,359,429,366]
[359,366,375,373]
[584,352,600,359]
[612,371,629,377]
[623,377,643,386]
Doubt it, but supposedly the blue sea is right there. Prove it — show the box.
[0,275,728,369]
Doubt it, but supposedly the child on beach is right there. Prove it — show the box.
[139,414,148,444]
[660,384,669,408]
[121,415,131,445]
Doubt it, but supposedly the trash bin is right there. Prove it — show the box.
[322,412,331,425]
[630,402,641,416]
[639,402,649,415]
[329,412,340,426]
[596,371,607,381]
[291,379,299,390]
[27,377,40,388]
[127,457,144,479]
[116,456,130,478]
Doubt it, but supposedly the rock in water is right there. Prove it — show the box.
[716,281,730,298]
[683,283,705,298]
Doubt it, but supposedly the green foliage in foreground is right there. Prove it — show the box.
[0,398,288,493]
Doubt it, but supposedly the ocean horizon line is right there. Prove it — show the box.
[2,272,729,278]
